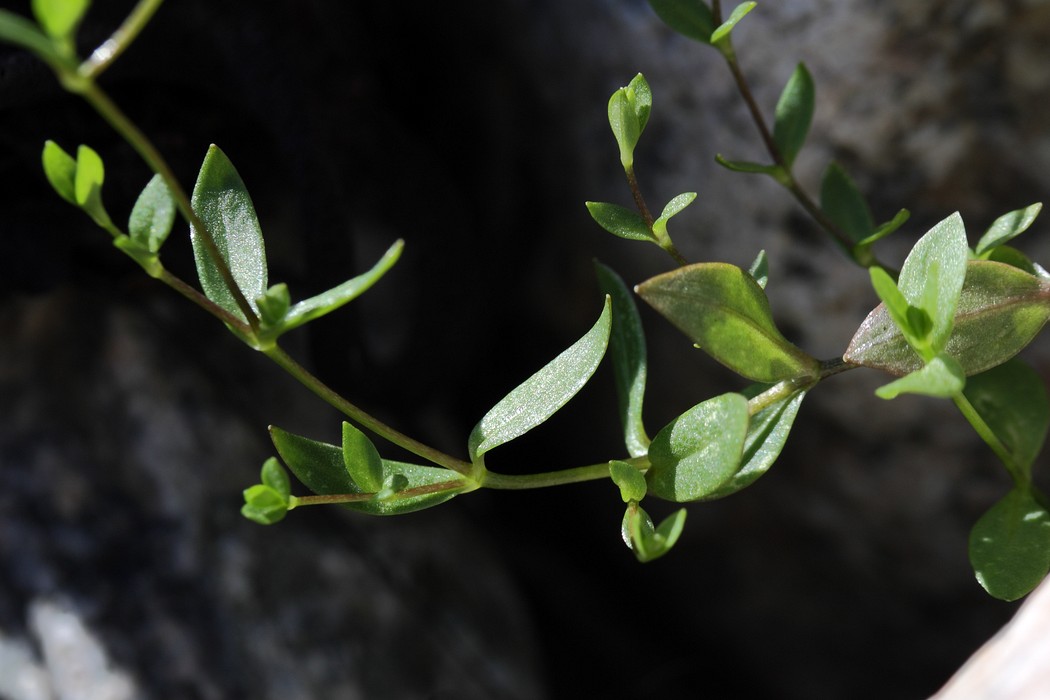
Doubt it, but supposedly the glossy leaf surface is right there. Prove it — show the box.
[874,353,965,400]
[710,2,756,44]
[748,249,769,289]
[468,297,612,461]
[610,460,647,503]
[772,63,815,168]
[596,262,650,457]
[646,392,749,501]
[975,203,1042,257]
[646,0,715,44]
[963,360,1049,477]
[608,73,651,169]
[128,174,175,253]
[586,202,654,242]
[637,262,820,383]
[969,487,1050,601]
[622,504,687,562]
[652,192,696,245]
[190,145,268,321]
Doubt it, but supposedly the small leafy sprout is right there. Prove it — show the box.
[41,141,118,234]
[241,457,294,525]
[710,2,757,47]
[622,502,688,563]
[607,73,651,171]
[31,0,89,57]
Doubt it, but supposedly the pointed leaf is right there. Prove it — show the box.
[820,162,874,244]
[468,297,612,461]
[874,353,965,400]
[586,202,654,242]
[0,10,62,61]
[963,360,1049,477]
[646,392,749,501]
[256,284,291,327]
[969,487,1050,601]
[846,261,1050,376]
[342,421,384,493]
[270,425,355,494]
[281,239,403,332]
[646,0,715,44]
[637,262,820,383]
[260,456,291,500]
[623,504,687,562]
[609,79,646,170]
[190,145,268,321]
[860,209,911,246]
[652,192,696,244]
[711,2,757,44]
[41,140,76,205]
[627,73,652,134]
[32,0,90,41]
[748,250,769,289]
[715,155,782,177]
[73,144,112,228]
[703,387,806,499]
[128,174,176,253]
[983,245,1046,277]
[610,460,647,503]
[773,63,815,168]
[975,203,1042,256]
[596,262,650,457]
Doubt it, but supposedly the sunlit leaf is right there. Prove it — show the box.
[468,297,612,462]
[32,0,90,41]
[241,484,288,525]
[748,250,768,289]
[772,63,815,168]
[608,74,651,170]
[73,144,112,228]
[710,2,756,44]
[623,504,687,562]
[652,192,696,245]
[41,140,76,204]
[969,487,1050,601]
[637,262,820,383]
[342,421,384,493]
[610,460,647,503]
[586,202,654,242]
[260,456,291,500]
[646,0,715,44]
[128,174,175,253]
[646,392,749,501]
[975,203,1042,257]
[874,353,964,399]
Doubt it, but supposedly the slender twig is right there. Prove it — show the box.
[953,392,1026,487]
[79,0,166,80]
[482,456,648,490]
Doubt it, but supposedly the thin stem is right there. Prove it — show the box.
[79,0,165,80]
[292,479,468,507]
[157,269,252,334]
[952,392,1027,487]
[482,456,648,490]
[627,165,689,265]
[262,346,474,477]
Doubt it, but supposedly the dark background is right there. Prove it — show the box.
[3,1,1049,697]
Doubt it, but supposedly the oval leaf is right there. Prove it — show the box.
[637,262,820,383]
[41,140,76,205]
[260,456,291,500]
[845,261,1050,376]
[710,2,757,45]
[820,162,874,244]
[963,359,1049,477]
[874,353,965,400]
[772,63,815,168]
[128,174,176,253]
[586,202,654,242]
[191,145,268,321]
[646,392,750,502]
[342,422,384,493]
[468,296,612,462]
[969,487,1050,601]
[610,460,647,503]
[646,0,715,44]
[975,203,1042,256]
[32,0,89,40]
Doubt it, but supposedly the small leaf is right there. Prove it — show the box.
[190,145,268,321]
[128,174,176,253]
[820,162,874,244]
[646,0,715,44]
[627,73,652,134]
[859,209,911,246]
[260,456,291,500]
[772,63,815,168]
[610,460,647,503]
[256,284,291,327]
[869,266,921,351]
[703,387,807,499]
[983,245,1045,277]
[963,360,1049,478]
[280,239,403,332]
[874,353,965,400]
[710,2,757,44]
[608,76,651,170]
[468,297,612,462]
[623,504,687,562]
[845,261,1050,377]
[652,192,696,245]
[73,144,112,228]
[595,262,650,457]
[714,155,782,177]
[241,484,289,525]
[637,262,820,383]
[32,0,90,41]
[975,203,1042,256]
[586,202,654,243]
[270,425,354,495]
[969,487,1050,601]
[342,421,384,493]
[748,250,769,289]
[41,140,76,204]
[646,392,750,501]
[0,10,63,62]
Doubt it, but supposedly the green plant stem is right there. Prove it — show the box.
[261,345,474,477]
[626,165,688,265]
[293,479,468,507]
[79,0,165,79]
[482,456,649,490]
[952,392,1027,487]
[157,269,252,333]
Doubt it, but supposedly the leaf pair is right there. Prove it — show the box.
[820,163,910,264]
[610,461,686,562]
[189,146,401,342]
[608,73,651,171]
[586,193,696,254]
[647,1,756,49]
[242,457,294,525]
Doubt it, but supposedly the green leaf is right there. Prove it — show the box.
[975,203,1042,257]
[32,0,90,41]
[897,212,969,356]
[652,192,696,245]
[969,487,1050,601]
[772,63,815,168]
[703,387,806,499]
[342,421,384,493]
[714,155,782,178]
[608,74,652,170]
[468,296,612,462]
[0,10,64,63]
[637,262,820,383]
[280,239,403,332]
[963,360,1049,477]
[748,249,769,289]
[241,484,289,525]
[820,162,874,244]
[626,73,652,134]
[623,504,687,562]
[610,460,647,502]
[983,245,1046,278]
[41,140,77,204]
[73,144,112,228]
[190,145,268,321]
[595,262,650,457]
[586,202,654,243]
[260,456,291,500]
[646,0,715,44]
[860,209,911,246]
[869,266,920,349]
[256,284,291,327]
[646,392,750,501]
[128,174,176,254]
[874,353,965,399]
[845,261,1050,377]
[269,426,463,515]
[710,2,756,44]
